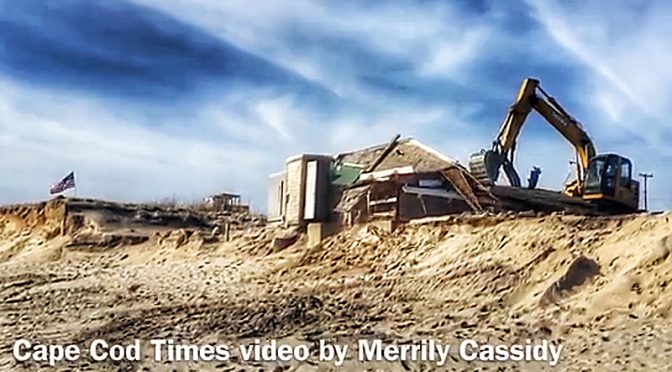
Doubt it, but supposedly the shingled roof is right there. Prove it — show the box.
[335,137,457,173]
[332,136,496,212]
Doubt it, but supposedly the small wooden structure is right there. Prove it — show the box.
[206,192,249,213]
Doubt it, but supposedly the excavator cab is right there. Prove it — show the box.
[583,154,639,211]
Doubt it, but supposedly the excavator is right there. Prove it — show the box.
[468,77,640,212]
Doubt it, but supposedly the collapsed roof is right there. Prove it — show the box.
[332,135,496,212]
[335,136,458,174]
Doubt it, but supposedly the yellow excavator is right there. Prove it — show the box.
[468,77,640,212]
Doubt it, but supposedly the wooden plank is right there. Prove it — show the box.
[369,197,398,206]
[489,185,602,215]
[364,134,401,173]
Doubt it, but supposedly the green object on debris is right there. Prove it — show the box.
[332,163,362,185]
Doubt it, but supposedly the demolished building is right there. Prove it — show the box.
[267,135,497,229]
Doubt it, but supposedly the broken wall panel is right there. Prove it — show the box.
[267,172,285,222]
[399,185,472,221]
[368,181,399,220]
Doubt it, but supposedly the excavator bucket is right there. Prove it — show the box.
[469,151,495,185]
[469,150,521,187]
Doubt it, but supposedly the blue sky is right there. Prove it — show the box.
[1,0,671,210]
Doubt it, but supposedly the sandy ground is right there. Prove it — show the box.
[1,205,672,371]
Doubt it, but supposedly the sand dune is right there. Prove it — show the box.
[1,199,671,370]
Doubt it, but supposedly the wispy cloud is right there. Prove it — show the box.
[126,0,498,98]
[0,79,271,203]
[1,0,670,209]
[526,0,672,208]
[527,0,672,134]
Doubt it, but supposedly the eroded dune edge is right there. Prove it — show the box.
[1,198,671,371]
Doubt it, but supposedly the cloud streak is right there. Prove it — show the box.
[0,0,329,102]
[526,0,672,208]
[1,0,671,210]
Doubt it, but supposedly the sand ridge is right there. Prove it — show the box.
[1,200,671,370]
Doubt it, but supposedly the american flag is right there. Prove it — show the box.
[49,172,76,195]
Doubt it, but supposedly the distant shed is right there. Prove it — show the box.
[206,192,249,213]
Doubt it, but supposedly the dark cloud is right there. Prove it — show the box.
[0,0,326,101]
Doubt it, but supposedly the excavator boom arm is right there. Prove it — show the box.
[470,78,597,191]
[492,78,536,155]
[469,77,639,212]
[533,97,596,176]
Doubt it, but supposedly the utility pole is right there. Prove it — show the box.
[638,172,653,210]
